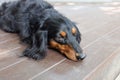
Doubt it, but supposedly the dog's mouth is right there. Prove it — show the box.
[49,40,86,61]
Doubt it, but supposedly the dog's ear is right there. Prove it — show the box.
[39,11,50,28]
[39,9,57,28]
[23,30,48,60]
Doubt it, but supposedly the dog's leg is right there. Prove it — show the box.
[14,20,32,44]
[23,31,48,60]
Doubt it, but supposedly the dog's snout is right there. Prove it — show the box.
[76,53,86,60]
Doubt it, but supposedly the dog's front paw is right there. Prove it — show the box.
[23,48,44,60]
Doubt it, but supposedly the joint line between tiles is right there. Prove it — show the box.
[83,47,120,80]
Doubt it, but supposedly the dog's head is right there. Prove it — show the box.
[40,9,86,61]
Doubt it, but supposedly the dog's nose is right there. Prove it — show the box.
[76,53,86,60]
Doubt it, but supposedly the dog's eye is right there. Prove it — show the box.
[55,37,66,44]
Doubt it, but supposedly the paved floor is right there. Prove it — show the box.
[0,2,120,80]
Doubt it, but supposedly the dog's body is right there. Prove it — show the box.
[0,0,86,61]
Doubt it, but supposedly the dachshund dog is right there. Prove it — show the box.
[0,0,86,61]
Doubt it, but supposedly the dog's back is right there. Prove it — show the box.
[0,0,53,33]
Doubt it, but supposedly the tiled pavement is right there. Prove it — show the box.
[0,2,120,80]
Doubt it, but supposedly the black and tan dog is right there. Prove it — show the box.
[0,0,86,61]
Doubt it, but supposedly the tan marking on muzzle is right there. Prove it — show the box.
[49,40,78,61]
[72,27,77,34]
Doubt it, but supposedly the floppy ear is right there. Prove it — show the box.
[39,12,50,28]
[39,16,49,28]
[23,30,48,60]
[39,9,55,28]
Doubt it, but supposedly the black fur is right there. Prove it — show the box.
[0,0,84,60]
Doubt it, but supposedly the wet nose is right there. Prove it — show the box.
[76,53,86,60]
